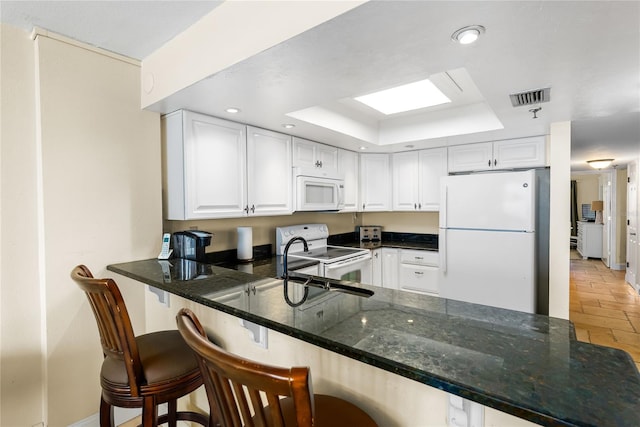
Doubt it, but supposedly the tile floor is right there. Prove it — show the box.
[569,250,640,371]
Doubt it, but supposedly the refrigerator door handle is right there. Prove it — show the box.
[441,228,447,274]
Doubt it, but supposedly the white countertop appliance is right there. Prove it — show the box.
[439,170,539,313]
[293,167,345,212]
[276,224,372,285]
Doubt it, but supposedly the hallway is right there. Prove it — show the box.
[570,253,640,371]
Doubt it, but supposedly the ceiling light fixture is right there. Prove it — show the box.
[451,25,485,45]
[587,159,614,169]
[359,146,367,150]
[354,79,451,115]
[282,123,295,129]
[225,107,240,114]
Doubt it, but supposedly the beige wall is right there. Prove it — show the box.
[165,211,439,254]
[0,23,44,427]
[571,173,600,220]
[1,26,162,426]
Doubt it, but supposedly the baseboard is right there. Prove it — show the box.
[611,262,626,271]
[69,405,166,427]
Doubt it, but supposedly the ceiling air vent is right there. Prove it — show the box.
[509,87,551,107]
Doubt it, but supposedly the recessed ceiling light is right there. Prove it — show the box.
[587,159,614,169]
[354,79,451,115]
[451,25,485,45]
[225,107,240,114]
[359,146,367,150]
[282,123,296,129]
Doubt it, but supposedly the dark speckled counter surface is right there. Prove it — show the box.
[108,258,640,427]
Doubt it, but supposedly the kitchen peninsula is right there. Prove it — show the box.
[108,259,640,427]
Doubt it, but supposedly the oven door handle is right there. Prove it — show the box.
[324,253,372,270]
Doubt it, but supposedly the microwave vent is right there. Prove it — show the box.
[509,87,551,107]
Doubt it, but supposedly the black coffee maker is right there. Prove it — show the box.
[172,230,212,262]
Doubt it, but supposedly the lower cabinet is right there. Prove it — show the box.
[373,247,438,295]
[577,221,603,259]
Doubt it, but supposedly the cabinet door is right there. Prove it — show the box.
[360,154,391,211]
[418,147,448,211]
[246,126,292,216]
[371,249,382,286]
[447,142,492,173]
[316,143,339,172]
[292,137,317,168]
[493,136,546,170]
[382,248,398,289]
[392,152,419,211]
[338,149,359,212]
[184,111,247,219]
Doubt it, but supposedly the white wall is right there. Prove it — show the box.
[1,25,162,426]
[0,23,44,427]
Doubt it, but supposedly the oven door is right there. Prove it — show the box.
[322,252,372,285]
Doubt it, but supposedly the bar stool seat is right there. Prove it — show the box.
[71,265,210,427]
[177,308,379,427]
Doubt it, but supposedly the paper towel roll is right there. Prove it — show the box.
[237,227,253,261]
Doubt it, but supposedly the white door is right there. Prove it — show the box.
[360,154,391,211]
[439,229,536,313]
[338,149,359,212]
[628,161,638,290]
[392,151,419,211]
[441,170,535,231]
[447,142,492,173]
[418,147,448,211]
[184,112,247,218]
[246,126,292,216]
[601,173,612,267]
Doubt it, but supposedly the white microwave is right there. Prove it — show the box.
[294,167,345,211]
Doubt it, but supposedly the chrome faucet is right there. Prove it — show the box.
[282,236,309,307]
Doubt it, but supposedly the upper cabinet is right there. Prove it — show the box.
[293,137,339,173]
[448,136,546,173]
[392,147,447,211]
[162,111,292,220]
[338,149,359,212]
[360,153,391,211]
[246,126,293,217]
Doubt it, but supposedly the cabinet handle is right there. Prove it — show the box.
[414,203,417,210]
[414,256,424,260]
[244,205,249,214]
[374,252,379,258]
[488,159,491,167]
[494,159,497,166]
[418,203,422,209]
[362,203,366,210]
[319,160,323,167]
[414,271,424,275]
[250,204,255,213]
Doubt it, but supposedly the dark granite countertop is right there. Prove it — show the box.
[107,258,640,427]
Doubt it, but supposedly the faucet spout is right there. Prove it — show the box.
[282,236,309,307]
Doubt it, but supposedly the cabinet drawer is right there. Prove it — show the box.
[399,249,438,266]
[399,264,438,294]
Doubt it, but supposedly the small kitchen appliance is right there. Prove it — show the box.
[172,230,212,262]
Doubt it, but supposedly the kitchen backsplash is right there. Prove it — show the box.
[165,211,439,252]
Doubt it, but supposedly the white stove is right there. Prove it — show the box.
[276,224,372,284]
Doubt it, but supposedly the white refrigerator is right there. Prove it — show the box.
[439,170,537,313]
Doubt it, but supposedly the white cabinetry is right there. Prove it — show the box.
[448,136,546,173]
[246,126,293,216]
[392,148,447,211]
[371,248,382,286]
[382,248,399,290]
[398,249,439,295]
[163,111,292,219]
[293,137,338,172]
[360,154,391,211]
[338,149,359,212]
[577,221,603,259]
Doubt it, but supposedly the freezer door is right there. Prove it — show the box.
[439,229,535,313]
[440,170,535,232]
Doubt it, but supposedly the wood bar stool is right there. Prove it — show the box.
[71,265,210,427]
[176,308,379,427]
